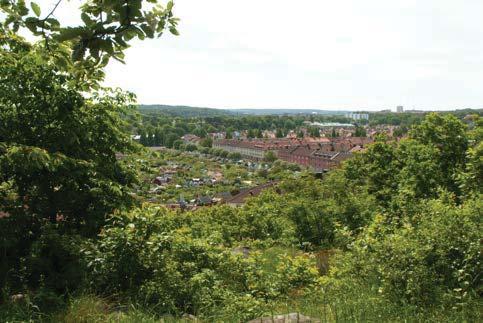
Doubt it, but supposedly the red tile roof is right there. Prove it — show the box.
[226,181,278,205]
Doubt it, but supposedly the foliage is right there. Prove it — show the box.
[354,126,366,137]
[1,0,178,70]
[0,40,138,234]
[331,196,481,306]
[0,36,143,302]
[263,150,278,163]
[410,113,469,195]
[199,137,213,148]
[86,207,319,318]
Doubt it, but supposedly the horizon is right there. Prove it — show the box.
[139,103,481,112]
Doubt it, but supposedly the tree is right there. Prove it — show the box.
[225,127,234,139]
[200,137,213,148]
[228,152,241,160]
[0,37,141,294]
[393,126,408,138]
[184,143,198,152]
[0,43,138,232]
[139,130,149,146]
[154,127,164,145]
[410,113,468,195]
[264,151,278,163]
[172,139,183,149]
[164,133,178,148]
[276,128,284,138]
[0,0,180,296]
[354,126,366,137]
[332,197,481,306]
[193,127,207,138]
[344,142,398,206]
[1,0,179,79]
[308,127,320,138]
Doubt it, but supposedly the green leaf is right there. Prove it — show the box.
[30,2,41,17]
[55,27,85,42]
[46,18,60,28]
[140,24,154,38]
[167,1,174,11]
[81,12,95,27]
[169,26,179,36]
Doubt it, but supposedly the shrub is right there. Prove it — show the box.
[86,206,320,317]
[330,196,481,306]
[22,225,87,296]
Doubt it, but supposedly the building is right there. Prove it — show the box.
[213,136,372,169]
[278,145,351,171]
[397,106,404,113]
[304,121,355,128]
[345,113,369,121]
[213,139,268,159]
[213,138,329,160]
[181,134,201,145]
[226,182,278,207]
[277,137,373,171]
[208,132,225,140]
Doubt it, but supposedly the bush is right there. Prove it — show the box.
[184,143,198,152]
[228,152,241,160]
[21,225,86,297]
[85,206,320,317]
[330,196,481,306]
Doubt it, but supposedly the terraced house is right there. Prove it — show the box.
[214,137,372,170]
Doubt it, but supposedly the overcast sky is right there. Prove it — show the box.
[56,0,483,111]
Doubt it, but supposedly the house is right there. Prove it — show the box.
[215,191,232,202]
[277,140,365,171]
[189,178,202,187]
[212,138,313,160]
[209,132,225,139]
[149,185,166,194]
[153,175,172,185]
[225,181,278,207]
[196,196,213,206]
[181,134,201,145]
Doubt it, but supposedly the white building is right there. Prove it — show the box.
[345,113,369,121]
[397,106,404,113]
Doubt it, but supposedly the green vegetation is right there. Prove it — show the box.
[0,2,481,322]
[139,104,236,117]
[134,108,482,148]
[132,149,287,204]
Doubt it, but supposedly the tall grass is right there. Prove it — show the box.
[271,282,482,323]
[1,291,480,322]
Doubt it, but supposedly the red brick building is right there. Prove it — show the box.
[213,137,372,170]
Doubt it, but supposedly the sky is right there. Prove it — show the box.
[55,0,483,111]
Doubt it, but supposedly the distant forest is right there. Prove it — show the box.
[139,104,236,117]
[139,104,482,119]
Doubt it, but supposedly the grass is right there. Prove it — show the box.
[0,295,195,323]
[1,247,480,322]
[1,291,480,323]
[270,282,482,323]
